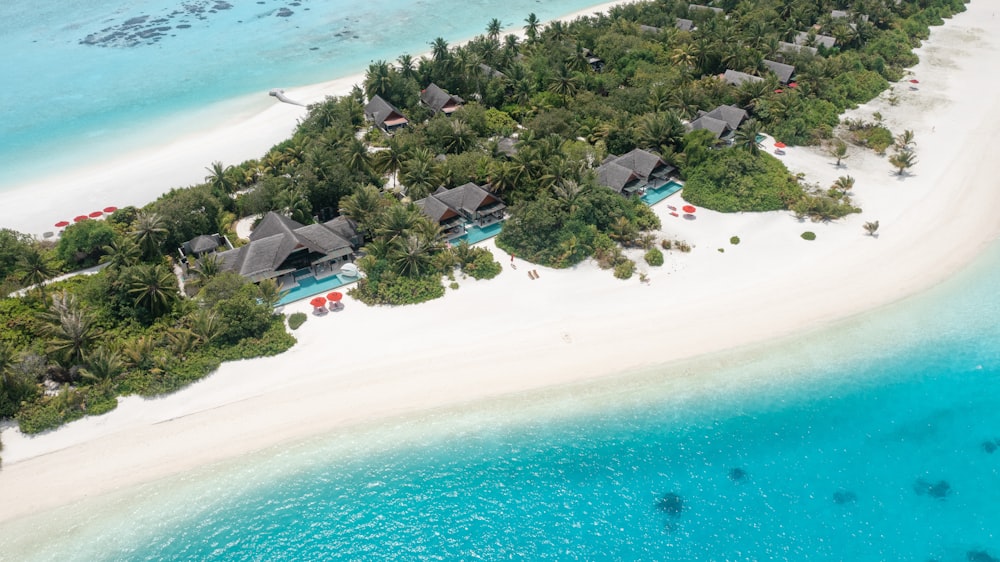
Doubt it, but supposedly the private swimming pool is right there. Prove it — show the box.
[448,222,503,246]
[276,273,357,306]
[640,180,684,206]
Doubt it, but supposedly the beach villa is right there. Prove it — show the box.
[687,104,748,141]
[211,212,361,290]
[675,18,694,32]
[415,182,506,241]
[722,69,764,87]
[420,83,464,115]
[364,95,408,132]
[598,149,675,197]
[179,233,232,262]
[762,59,796,84]
[777,41,818,57]
[794,31,837,49]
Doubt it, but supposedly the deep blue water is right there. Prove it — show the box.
[8,243,999,561]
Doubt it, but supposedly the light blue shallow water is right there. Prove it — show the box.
[8,243,1000,561]
[0,0,608,190]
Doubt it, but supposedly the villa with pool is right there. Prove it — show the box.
[597,148,683,205]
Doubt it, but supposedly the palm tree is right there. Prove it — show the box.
[101,237,142,270]
[371,142,405,191]
[551,180,586,214]
[16,246,56,300]
[80,346,125,382]
[863,220,880,237]
[43,291,103,367]
[277,187,313,224]
[889,150,917,176]
[430,37,450,63]
[391,234,437,277]
[166,328,198,359]
[487,160,521,195]
[524,13,540,42]
[440,120,477,154]
[486,18,503,43]
[364,60,393,101]
[670,43,697,70]
[894,129,915,151]
[187,308,224,345]
[828,139,849,167]
[128,263,180,318]
[205,161,234,194]
[547,65,580,104]
[400,158,441,200]
[343,139,372,175]
[339,184,387,236]
[396,54,417,81]
[131,212,168,260]
[636,112,685,152]
[256,278,284,310]
[121,335,159,371]
[733,119,765,156]
[832,175,856,193]
[377,204,421,242]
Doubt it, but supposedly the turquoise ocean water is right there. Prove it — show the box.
[0,0,607,190]
[6,243,1000,560]
[4,2,1000,560]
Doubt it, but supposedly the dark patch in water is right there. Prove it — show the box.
[983,440,997,453]
[832,490,857,504]
[79,0,251,47]
[728,468,748,482]
[914,478,951,499]
[276,7,294,17]
[968,550,999,562]
[309,46,319,50]
[657,493,684,516]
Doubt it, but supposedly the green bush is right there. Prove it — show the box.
[683,149,803,212]
[287,312,307,330]
[614,259,635,280]
[349,273,445,306]
[449,282,460,290]
[730,236,741,245]
[457,246,502,280]
[644,248,664,267]
[801,231,817,241]
[853,126,894,154]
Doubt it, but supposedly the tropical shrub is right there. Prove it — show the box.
[683,149,803,212]
[801,231,817,241]
[644,248,664,266]
[287,312,307,330]
[614,259,635,280]
[457,246,502,280]
[730,236,741,245]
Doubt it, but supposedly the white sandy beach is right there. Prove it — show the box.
[2,0,1000,533]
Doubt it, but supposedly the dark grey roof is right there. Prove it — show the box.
[186,234,222,254]
[433,183,502,216]
[217,212,357,281]
[723,69,764,87]
[295,223,352,254]
[415,196,462,224]
[322,216,361,245]
[609,149,671,179]
[703,105,748,130]
[778,41,818,57]
[830,10,849,19]
[420,83,464,114]
[597,162,640,193]
[762,59,795,84]
[639,24,661,33]
[675,18,694,31]
[687,115,729,139]
[795,31,836,49]
[479,64,506,79]
[689,4,724,14]
[364,95,408,128]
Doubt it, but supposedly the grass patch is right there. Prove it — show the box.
[801,231,817,241]
[287,312,307,330]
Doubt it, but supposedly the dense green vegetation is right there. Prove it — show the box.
[0,0,967,452]
[683,149,802,212]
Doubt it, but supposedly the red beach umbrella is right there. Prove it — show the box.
[73,215,89,222]
[310,296,327,308]
[909,79,919,84]
[774,88,783,94]
[788,82,798,88]
[103,206,118,213]
[326,291,343,303]
[682,205,697,213]
[774,142,786,149]
[89,211,104,218]
[54,220,70,228]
